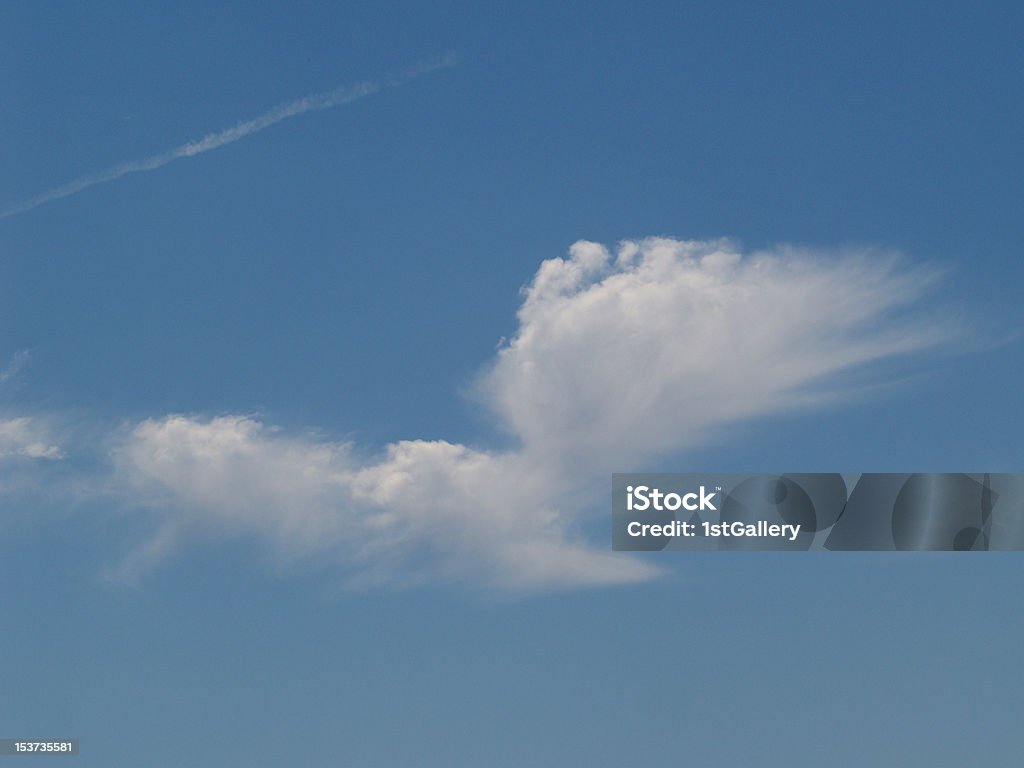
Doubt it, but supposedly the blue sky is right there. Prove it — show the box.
[2,1,1023,765]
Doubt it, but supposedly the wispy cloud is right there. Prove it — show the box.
[0,53,457,220]
[0,417,63,460]
[482,239,949,470]
[108,238,954,590]
[0,352,63,461]
[0,350,31,383]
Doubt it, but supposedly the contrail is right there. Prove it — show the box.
[1,53,457,220]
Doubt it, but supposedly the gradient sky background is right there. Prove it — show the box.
[2,1,1023,765]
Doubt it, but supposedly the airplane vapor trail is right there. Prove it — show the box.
[1,53,457,220]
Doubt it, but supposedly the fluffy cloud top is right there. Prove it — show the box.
[112,237,951,589]
[485,238,945,469]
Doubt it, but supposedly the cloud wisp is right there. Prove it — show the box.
[109,238,953,590]
[0,353,64,462]
[0,350,31,384]
[0,416,63,461]
[0,53,457,221]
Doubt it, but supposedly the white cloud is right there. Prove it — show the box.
[483,238,947,470]
[111,237,952,590]
[113,415,654,589]
[0,353,64,464]
[0,417,63,460]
